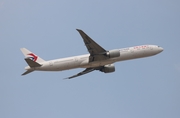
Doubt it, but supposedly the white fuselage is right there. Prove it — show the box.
[25,45,163,71]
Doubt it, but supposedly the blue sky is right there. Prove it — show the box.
[0,0,180,118]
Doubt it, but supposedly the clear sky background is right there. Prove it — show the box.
[0,0,180,118]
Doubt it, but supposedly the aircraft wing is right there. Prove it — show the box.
[77,29,108,61]
[65,68,96,79]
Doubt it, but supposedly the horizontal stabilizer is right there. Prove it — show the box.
[25,58,42,67]
[22,70,34,75]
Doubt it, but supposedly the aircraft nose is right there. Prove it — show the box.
[159,47,163,52]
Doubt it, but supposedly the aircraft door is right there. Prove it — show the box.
[150,46,153,50]
[49,61,53,66]
[130,48,135,58]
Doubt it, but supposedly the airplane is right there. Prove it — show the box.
[21,29,163,79]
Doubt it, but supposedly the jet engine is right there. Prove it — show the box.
[106,49,120,58]
[100,64,115,73]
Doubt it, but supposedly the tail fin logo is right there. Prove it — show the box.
[27,53,38,62]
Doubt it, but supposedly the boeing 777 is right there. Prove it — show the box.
[21,29,163,79]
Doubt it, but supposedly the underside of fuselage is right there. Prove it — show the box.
[31,45,161,72]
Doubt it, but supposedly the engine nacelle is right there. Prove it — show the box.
[100,64,115,73]
[106,49,120,58]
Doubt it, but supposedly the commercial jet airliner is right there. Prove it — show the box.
[21,29,163,79]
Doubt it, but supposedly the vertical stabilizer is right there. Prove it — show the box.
[20,48,45,63]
